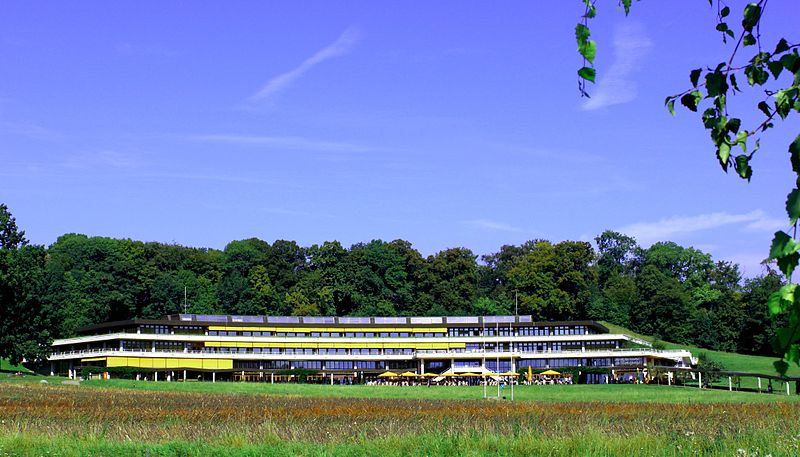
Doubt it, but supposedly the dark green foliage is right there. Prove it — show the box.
[0,201,788,355]
[0,204,51,365]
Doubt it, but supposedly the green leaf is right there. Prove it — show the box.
[745,65,769,86]
[769,231,798,259]
[735,154,752,180]
[757,100,772,117]
[720,6,730,18]
[726,118,741,133]
[578,66,596,83]
[729,74,740,93]
[717,142,731,170]
[690,69,702,87]
[742,3,761,33]
[775,89,797,119]
[736,131,748,152]
[775,38,790,54]
[787,188,800,224]
[621,0,632,15]
[787,344,800,366]
[774,359,790,377]
[666,99,675,116]
[778,253,800,279]
[790,134,800,174]
[705,71,728,97]
[780,52,799,72]
[743,34,756,46]
[575,24,590,45]
[579,40,597,64]
[583,2,597,19]
[680,91,702,112]
[768,290,786,315]
[767,60,784,79]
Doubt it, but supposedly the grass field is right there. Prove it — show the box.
[0,359,31,374]
[2,378,800,456]
[75,378,800,403]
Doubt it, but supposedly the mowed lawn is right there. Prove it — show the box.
[2,377,800,456]
[80,377,800,403]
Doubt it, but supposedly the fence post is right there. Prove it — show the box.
[728,376,732,392]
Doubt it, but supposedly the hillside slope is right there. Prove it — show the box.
[601,321,800,378]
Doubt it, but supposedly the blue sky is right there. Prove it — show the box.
[1,1,797,276]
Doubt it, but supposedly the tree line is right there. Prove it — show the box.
[0,204,784,364]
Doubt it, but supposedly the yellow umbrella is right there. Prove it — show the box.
[420,372,438,377]
[400,371,418,377]
[460,372,479,377]
[539,369,561,376]
[500,371,519,377]
[377,371,398,378]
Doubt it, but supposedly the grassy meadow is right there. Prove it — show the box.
[2,377,800,456]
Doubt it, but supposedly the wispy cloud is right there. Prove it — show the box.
[583,22,652,110]
[116,42,175,57]
[249,27,360,103]
[187,133,377,153]
[141,172,263,184]
[0,121,60,141]
[464,219,526,233]
[61,150,143,169]
[618,210,784,246]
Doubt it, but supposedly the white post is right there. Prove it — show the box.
[271,372,274,384]
[155,371,158,382]
[698,372,702,388]
[667,372,671,386]
[212,372,215,383]
[330,373,334,385]
[787,382,791,396]
[758,377,762,393]
[728,376,732,391]
[183,370,186,382]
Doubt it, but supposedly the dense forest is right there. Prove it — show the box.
[0,204,785,364]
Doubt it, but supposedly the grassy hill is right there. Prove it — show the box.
[601,321,800,386]
[0,359,32,374]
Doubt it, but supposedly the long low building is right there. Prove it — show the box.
[48,314,695,383]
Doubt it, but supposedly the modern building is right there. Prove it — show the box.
[48,314,695,383]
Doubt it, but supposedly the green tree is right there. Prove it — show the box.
[0,204,51,365]
[286,290,321,316]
